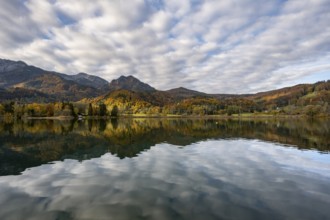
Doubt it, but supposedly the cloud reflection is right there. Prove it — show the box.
[0,139,329,220]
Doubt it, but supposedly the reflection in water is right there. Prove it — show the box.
[0,140,329,220]
[0,118,329,176]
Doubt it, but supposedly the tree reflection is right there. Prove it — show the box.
[0,118,329,175]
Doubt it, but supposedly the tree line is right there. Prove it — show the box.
[0,80,329,118]
[0,97,328,119]
[0,102,119,119]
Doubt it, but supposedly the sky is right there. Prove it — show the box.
[0,0,329,94]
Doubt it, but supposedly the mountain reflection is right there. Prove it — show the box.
[0,118,329,175]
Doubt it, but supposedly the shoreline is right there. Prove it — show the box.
[24,116,75,120]
[2,114,327,120]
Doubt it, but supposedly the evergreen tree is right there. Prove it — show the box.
[111,105,119,117]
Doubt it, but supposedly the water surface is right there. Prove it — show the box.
[0,118,329,220]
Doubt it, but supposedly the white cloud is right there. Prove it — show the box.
[25,0,59,29]
[0,0,329,93]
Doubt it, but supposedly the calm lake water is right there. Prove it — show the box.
[0,118,329,220]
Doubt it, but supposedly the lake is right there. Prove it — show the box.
[0,118,329,220]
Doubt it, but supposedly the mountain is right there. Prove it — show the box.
[0,59,105,101]
[0,88,53,102]
[16,73,102,101]
[91,89,174,108]
[0,59,225,103]
[166,87,210,100]
[0,59,27,73]
[0,59,44,88]
[60,72,109,89]
[107,75,156,92]
[247,82,330,108]
[0,58,329,117]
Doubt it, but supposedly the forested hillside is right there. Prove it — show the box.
[0,59,329,118]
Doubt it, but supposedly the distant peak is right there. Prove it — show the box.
[118,75,137,80]
[109,75,156,92]
[77,72,88,76]
[168,87,191,91]
[16,60,27,66]
[114,75,143,84]
[0,58,27,66]
[0,58,27,72]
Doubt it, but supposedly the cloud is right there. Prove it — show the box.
[0,0,329,93]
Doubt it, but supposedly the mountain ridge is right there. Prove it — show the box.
[106,75,156,92]
[0,59,105,101]
[0,58,329,116]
